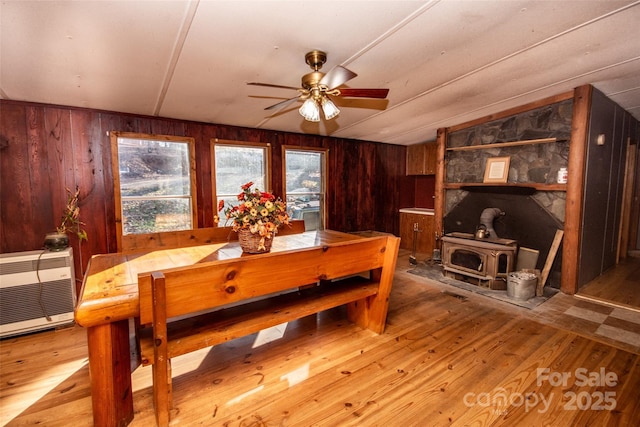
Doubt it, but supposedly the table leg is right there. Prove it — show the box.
[86,320,134,427]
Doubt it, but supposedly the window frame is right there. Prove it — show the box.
[110,131,198,249]
[282,145,328,231]
[210,138,272,226]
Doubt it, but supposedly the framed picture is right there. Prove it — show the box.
[483,156,510,183]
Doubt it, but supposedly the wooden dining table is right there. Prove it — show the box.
[74,230,387,427]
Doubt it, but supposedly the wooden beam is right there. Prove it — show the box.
[434,127,447,246]
[446,137,561,151]
[562,84,592,294]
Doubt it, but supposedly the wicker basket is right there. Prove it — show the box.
[237,228,274,253]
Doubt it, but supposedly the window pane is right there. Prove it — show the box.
[114,134,195,236]
[285,150,323,230]
[215,145,266,196]
[285,151,321,194]
[118,139,191,197]
[214,144,268,227]
[122,199,192,235]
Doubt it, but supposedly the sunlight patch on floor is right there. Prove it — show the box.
[226,385,264,405]
[252,323,288,348]
[131,323,292,393]
[280,363,309,388]
[0,358,88,425]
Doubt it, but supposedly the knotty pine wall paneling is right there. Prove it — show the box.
[1,100,413,292]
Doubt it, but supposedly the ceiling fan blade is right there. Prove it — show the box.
[247,82,301,91]
[264,96,301,110]
[338,88,389,99]
[319,65,357,90]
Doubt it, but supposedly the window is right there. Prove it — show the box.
[283,147,326,231]
[212,139,271,226]
[110,132,197,241]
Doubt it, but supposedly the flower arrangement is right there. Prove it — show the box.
[215,182,289,251]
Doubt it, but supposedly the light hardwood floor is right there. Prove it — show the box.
[577,254,640,309]
[1,250,639,426]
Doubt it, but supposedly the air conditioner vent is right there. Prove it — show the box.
[0,255,70,275]
[0,248,76,338]
[0,279,74,325]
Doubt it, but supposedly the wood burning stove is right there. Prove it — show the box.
[441,232,517,290]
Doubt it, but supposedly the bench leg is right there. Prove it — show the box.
[151,270,172,426]
[367,236,400,334]
[152,358,171,426]
[347,297,370,329]
[350,236,400,334]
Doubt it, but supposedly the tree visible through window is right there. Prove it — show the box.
[110,132,197,237]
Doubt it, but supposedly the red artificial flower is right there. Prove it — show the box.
[241,181,254,190]
[217,200,225,212]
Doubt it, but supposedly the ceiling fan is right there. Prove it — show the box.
[247,50,389,122]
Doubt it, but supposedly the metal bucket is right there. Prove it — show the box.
[507,271,537,300]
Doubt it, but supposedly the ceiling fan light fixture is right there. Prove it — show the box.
[299,98,320,122]
[250,50,389,119]
[321,96,340,120]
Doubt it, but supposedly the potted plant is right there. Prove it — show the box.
[44,186,88,251]
[215,182,289,253]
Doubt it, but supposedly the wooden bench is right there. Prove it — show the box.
[137,234,400,426]
[118,220,306,253]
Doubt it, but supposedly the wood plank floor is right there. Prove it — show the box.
[577,254,640,309]
[1,250,639,426]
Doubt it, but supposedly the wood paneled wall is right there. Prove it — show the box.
[0,100,414,287]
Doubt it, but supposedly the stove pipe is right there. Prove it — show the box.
[480,207,505,238]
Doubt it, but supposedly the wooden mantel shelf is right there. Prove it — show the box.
[446,137,566,151]
[444,182,567,192]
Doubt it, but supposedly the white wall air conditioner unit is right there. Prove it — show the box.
[0,248,76,338]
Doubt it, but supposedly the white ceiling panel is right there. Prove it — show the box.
[159,1,425,125]
[2,0,639,145]
[1,0,190,112]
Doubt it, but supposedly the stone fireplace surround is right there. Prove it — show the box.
[443,100,572,289]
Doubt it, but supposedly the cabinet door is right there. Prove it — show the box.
[406,144,425,175]
[417,215,435,254]
[423,142,437,175]
[399,213,417,250]
[406,142,437,175]
[399,213,435,254]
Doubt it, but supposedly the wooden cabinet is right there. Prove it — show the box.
[399,212,435,254]
[406,142,437,175]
